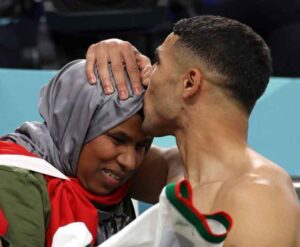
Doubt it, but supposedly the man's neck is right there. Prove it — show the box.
[175,107,250,188]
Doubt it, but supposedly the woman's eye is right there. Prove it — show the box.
[111,136,125,144]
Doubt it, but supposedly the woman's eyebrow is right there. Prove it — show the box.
[109,132,131,141]
[109,131,151,144]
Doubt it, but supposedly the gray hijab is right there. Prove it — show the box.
[1,60,144,177]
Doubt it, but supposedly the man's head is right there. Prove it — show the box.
[172,15,272,113]
[142,15,272,136]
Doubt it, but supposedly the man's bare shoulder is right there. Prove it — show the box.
[218,152,300,246]
[221,149,297,201]
[221,161,299,218]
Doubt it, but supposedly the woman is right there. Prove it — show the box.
[0,59,154,246]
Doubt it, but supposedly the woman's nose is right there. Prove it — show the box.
[117,146,137,172]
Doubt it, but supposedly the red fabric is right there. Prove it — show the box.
[45,177,130,247]
[0,141,37,157]
[0,208,8,238]
[0,141,130,246]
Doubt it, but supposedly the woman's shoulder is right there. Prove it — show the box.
[0,165,47,190]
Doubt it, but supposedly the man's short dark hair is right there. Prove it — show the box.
[173,15,272,113]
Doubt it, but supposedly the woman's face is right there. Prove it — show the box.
[76,114,152,195]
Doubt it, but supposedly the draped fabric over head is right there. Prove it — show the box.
[0,59,145,177]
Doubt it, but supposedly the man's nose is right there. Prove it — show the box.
[117,146,137,172]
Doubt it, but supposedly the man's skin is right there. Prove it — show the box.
[85,39,151,99]
[85,39,184,204]
[85,27,300,247]
[142,33,300,246]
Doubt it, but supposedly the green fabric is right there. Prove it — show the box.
[166,182,230,244]
[0,166,50,247]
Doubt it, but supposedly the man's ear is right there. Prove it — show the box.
[182,68,202,99]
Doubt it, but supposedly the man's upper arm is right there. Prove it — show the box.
[223,180,300,247]
[129,146,184,204]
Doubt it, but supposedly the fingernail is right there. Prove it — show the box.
[134,87,142,95]
[105,86,113,94]
[119,90,128,99]
[90,75,96,83]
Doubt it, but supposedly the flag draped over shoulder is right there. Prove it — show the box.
[53,179,233,247]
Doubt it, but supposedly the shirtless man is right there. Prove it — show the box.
[86,15,300,246]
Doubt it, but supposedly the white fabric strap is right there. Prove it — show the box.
[0,154,69,180]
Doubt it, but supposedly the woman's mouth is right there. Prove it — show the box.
[102,168,121,181]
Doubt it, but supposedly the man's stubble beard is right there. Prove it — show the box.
[142,115,173,137]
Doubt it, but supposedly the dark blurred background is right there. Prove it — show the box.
[1,0,300,76]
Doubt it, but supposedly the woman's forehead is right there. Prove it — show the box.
[108,115,150,140]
